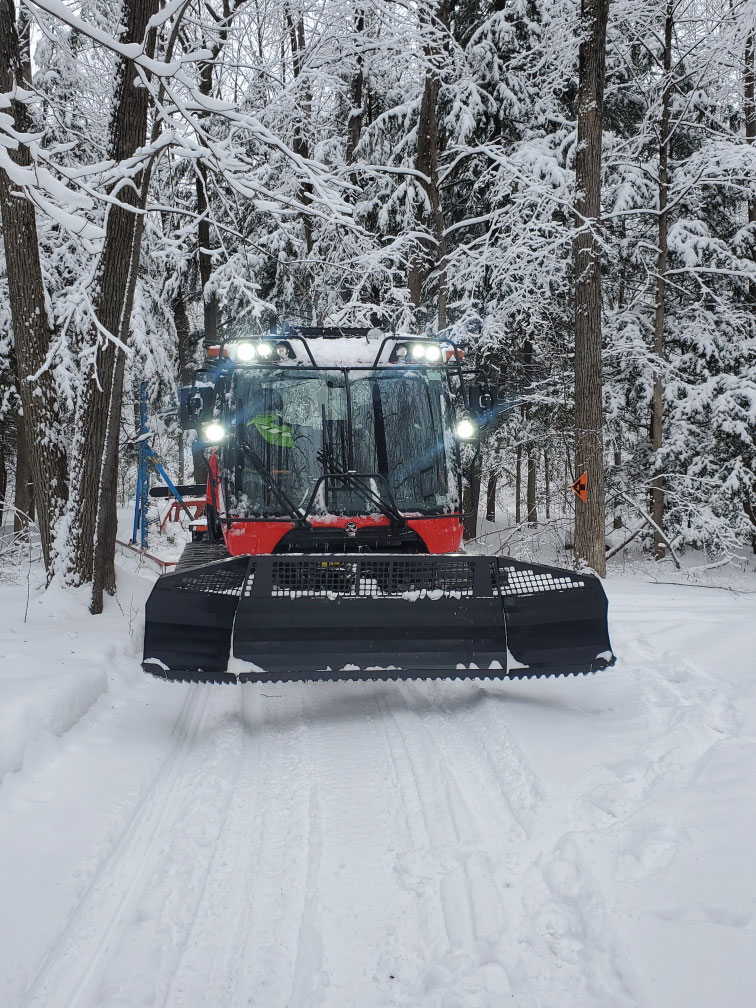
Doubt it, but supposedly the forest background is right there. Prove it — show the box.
[1,0,755,611]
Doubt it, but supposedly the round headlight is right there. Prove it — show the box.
[203,422,226,443]
[257,342,273,359]
[424,344,442,362]
[456,418,477,440]
[411,343,426,360]
[236,341,256,362]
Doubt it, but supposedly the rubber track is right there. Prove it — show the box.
[146,667,597,686]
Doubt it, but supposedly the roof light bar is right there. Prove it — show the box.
[388,340,447,365]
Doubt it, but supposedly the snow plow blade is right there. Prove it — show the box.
[143,551,615,684]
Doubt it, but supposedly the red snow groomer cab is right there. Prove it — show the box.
[143,326,615,684]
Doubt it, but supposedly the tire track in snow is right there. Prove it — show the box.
[18,685,244,1008]
[177,682,443,1008]
[286,685,431,1007]
[160,685,271,1008]
[17,685,205,1008]
[578,636,740,830]
[574,635,743,889]
[218,684,429,1008]
[374,686,523,1005]
[386,682,641,1007]
[162,685,318,1008]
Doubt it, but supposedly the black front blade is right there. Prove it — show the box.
[143,550,616,684]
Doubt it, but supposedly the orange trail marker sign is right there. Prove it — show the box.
[571,472,588,503]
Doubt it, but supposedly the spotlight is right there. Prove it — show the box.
[235,342,256,362]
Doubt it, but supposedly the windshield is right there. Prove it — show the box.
[231,368,457,516]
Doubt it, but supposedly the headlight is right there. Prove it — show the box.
[424,344,442,363]
[236,341,256,362]
[411,343,426,360]
[203,422,226,442]
[455,418,477,440]
[257,342,273,359]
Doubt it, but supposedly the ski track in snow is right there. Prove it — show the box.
[1,578,754,1006]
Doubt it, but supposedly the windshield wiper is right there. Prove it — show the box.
[315,448,406,528]
[240,441,309,526]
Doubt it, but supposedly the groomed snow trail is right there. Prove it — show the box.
[0,574,754,1007]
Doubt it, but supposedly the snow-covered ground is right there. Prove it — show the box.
[0,552,755,1007]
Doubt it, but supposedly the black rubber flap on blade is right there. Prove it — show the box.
[496,557,615,676]
[143,554,248,683]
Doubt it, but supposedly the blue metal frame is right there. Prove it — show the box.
[131,381,190,548]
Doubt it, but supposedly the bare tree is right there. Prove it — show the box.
[573,0,610,576]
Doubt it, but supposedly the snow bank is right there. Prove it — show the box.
[0,567,151,783]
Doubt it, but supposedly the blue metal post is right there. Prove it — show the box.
[131,382,150,548]
[139,382,149,548]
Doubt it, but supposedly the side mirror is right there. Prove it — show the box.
[467,382,497,425]
[178,384,215,430]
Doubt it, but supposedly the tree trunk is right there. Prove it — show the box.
[573,0,610,576]
[527,450,538,525]
[544,446,551,519]
[196,163,218,344]
[65,0,159,610]
[0,439,6,528]
[485,471,497,523]
[515,444,522,524]
[286,6,314,256]
[345,6,365,173]
[613,435,623,529]
[174,285,193,386]
[13,412,33,532]
[0,0,68,566]
[195,0,244,341]
[197,57,218,343]
[744,499,756,554]
[408,2,449,327]
[651,0,673,559]
[746,30,756,228]
[743,31,755,550]
[463,467,481,540]
[173,286,207,484]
